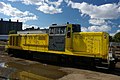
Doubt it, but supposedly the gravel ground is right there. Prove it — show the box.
[58,66,120,80]
[0,53,119,80]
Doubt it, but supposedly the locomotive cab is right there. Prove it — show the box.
[48,24,80,52]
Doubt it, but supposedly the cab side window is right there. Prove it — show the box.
[60,27,65,34]
[50,28,54,34]
[55,28,60,34]
[67,27,71,38]
[72,24,81,32]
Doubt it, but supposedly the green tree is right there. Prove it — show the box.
[113,32,120,42]
[109,36,114,42]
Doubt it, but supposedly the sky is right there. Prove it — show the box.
[0,0,120,36]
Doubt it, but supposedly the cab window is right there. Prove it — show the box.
[50,28,54,34]
[72,24,81,32]
[67,27,71,38]
[49,27,66,34]
[55,28,60,34]
[60,27,65,34]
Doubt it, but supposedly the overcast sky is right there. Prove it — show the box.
[0,0,120,35]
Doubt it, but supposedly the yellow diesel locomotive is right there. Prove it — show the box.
[6,23,118,69]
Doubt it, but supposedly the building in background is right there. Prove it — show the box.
[0,18,22,35]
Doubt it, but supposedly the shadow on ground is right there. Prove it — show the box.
[27,57,120,77]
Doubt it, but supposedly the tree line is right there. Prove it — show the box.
[109,32,120,42]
